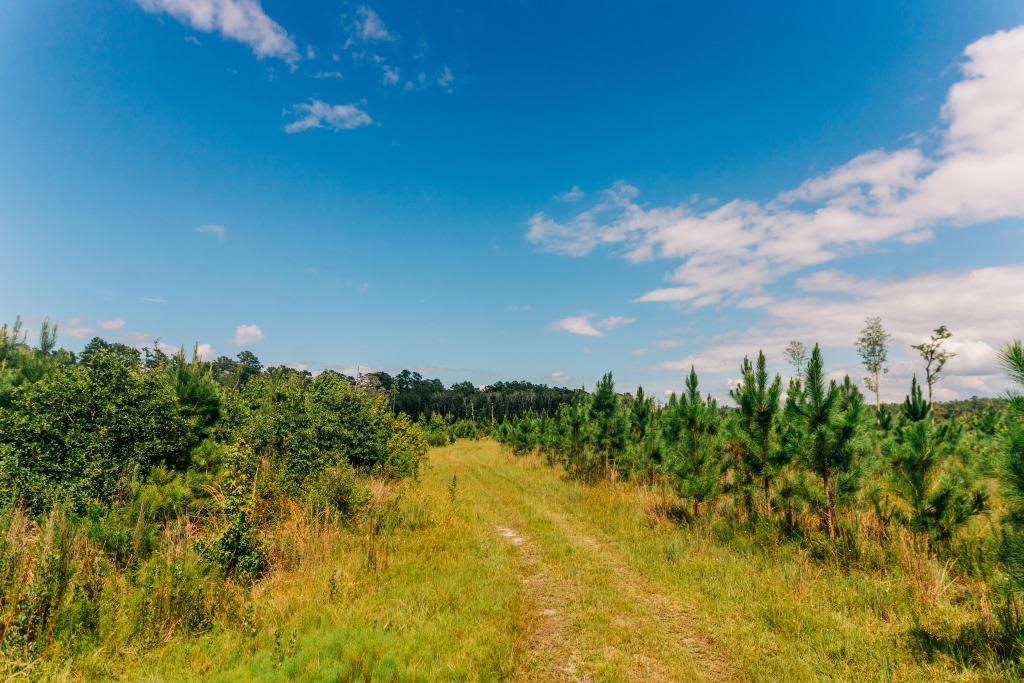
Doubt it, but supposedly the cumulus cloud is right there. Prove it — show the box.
[550,313,636,337]
[135,0,299,64]
[195,224,227,239]
[196,343,215,361]
[284,100,373,133]
[527,26,1024,306]
[660,265,1024,400]
[233,323,263,345]
[97,319,126,330]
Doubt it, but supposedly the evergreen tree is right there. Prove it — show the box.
[665,367,726,517]
[888,378,986,547]
[785,345,867,538]
[590,372,625,477]
[730,351,785,517]
[999,341,1024,595]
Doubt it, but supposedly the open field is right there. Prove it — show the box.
[81,439,1001,682]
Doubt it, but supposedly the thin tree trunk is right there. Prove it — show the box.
[763,476,773,515]
[822,471,835,539]
[874,370,881,411]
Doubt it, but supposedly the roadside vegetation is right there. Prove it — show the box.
[496,321,1024,677]
[2,314,1023,679]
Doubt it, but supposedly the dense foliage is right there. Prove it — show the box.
[0,319,428,665]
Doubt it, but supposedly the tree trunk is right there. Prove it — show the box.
[763,476,773,515]
[874,370,881,411]
[822,471,835,539]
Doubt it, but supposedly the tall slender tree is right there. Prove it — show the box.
[912,325,956,402]
[730,351,785,516]
[665,367,726,517]
[855,317,892,410]
[786,345,867,538]
[784,340,808,381]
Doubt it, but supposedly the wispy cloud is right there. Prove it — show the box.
[284,100,373,133]
[61,318,94,339]
[97,319,126,330]
[549,313,636,337]
[528,26,1024,308]
[437,64,454,91]
[314,70,343,79]
[195,224,227,239]
[233,323,263,345]
[352,6,395,43]
[139,296,168,304]
[135,0,299,65]
[554,185,584,202]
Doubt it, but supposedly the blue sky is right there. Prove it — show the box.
[2,1,1024,400]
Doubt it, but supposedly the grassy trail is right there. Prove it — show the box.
[111,440,993,682]
[442,444,736,681]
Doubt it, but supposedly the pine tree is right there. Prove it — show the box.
[590,372,625,477]
[999,341,1024,596]
[665,367,726,517]
[785,345,867,538]
[888,378,986,547]
[730,351,785,517]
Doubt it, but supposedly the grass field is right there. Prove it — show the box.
[83,440,1001,682]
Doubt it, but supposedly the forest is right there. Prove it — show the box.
[1,315,1023,680]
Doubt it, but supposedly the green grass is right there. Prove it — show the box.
[45,440,1009,681]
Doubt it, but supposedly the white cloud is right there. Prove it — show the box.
[284,99,373,133]
[597,315,636,332]
[554,185,585,202]
[194,223,227,239]
[550,370,571,385]
[313,70,343,79]
[660,264,1024,400]
[437,64,454,91]
[136,0,299,65]
[382,65,400,86]
[549,313,635,337]
[139,297,167,304]
[233,323,263,345]
[353,6,395,43]
[184,35,201,45]
[196,343,215,361]
[97,319,126,330]
[61,318,94,339]
[527,26,1024,306]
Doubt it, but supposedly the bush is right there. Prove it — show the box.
[302,461,369,520]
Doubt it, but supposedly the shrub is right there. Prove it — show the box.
[302,461,369,520]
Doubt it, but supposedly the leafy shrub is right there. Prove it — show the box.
[302,461,369,520]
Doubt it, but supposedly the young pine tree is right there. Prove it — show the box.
[785,345,867,538]
[730,351,785,517]
[590,372,625,478]
[887,378,986,548]
[999,341,1024,596]
[665,367,726,517]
